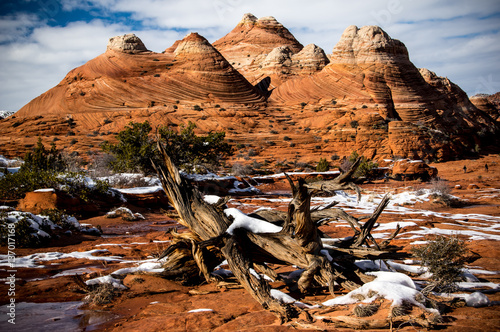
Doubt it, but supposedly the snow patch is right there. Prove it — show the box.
[188,308,214,313]
[86,275,127,289]
[224,208,282,235]
[323,271,422,308]
[111,260,164,276]
[204,195,222,204]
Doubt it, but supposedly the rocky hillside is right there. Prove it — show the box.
[0,14,498,165]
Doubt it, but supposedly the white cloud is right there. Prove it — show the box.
[0,19,128,110]
[1,0,499,110]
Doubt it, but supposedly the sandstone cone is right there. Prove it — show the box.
[1,16,498,163]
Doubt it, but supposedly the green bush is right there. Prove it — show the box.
[0,208,84,248]
[158,122,232,172]
[102,121,232,174]
[22,137,66,173]
[412,235,469,294]
[101,121,156,174]
[0,211,51,247]
[39,209,77,230]
[0,140,110,201]
[340,151,378,178]
[316,158,329,172]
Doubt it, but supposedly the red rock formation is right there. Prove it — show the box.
[269,25,499,160]
[390,159,437,181]
[0,16,498,164]
[213,14,328,88]
[470,93,500,122]
[15,32,265,119]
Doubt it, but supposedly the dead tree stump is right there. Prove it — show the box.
[152,142,405,321]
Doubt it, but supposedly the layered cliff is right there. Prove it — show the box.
[1,14,498,164]
[15,32,265,119]
[213,14,329,89]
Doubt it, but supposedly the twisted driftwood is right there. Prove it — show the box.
[152,142,405,322]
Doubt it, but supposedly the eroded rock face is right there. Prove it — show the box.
[1,14,498,164]
[390,159,438,181]
[18,189,92,214]
[293,44,330,73]
[330,25,409,65]
[213,13,306,86]
[469,94,500,122]
[107,34,148,53]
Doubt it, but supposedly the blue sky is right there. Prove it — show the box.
[0,0,499,111]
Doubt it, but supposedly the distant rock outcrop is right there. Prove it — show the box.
[470,93,500,122]
[0,110,14,119]
[107,33,148,53]
[213,14,311,87]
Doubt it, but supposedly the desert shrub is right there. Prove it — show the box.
[340,151,378,178]
[101,121,156,174]
[231,163,253,176]
[429,177,464,207]
[0,169,59,199]
[39,208,78,230]
[316,158,329,172]
[296,162,311,170]
[102,121,232,174]
[0,212,49,247]
[0,140,110,200]
[158,121,232,172]
[22,138,66,172]
[84,282,121,305]
[430,177,451,197]
[252,160,262,169]
[283,136,292,141]
[350,120,359,128]
[412,235,469,294]
[87,153,116,178]
[61,173,110,202]
[0,208,79,247]
[106,173,155,189]
[247,149,258,157]
[0,139,65,199]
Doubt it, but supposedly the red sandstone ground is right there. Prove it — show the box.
[0,154,499,331]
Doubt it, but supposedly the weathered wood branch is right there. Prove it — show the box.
[152,142,404,322]
[305,158,363,201]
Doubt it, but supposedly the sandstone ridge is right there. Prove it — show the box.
[0,13,498,165]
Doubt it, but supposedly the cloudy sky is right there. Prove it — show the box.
[1,0,499,111]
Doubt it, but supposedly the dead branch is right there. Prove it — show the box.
[152,141,404,322]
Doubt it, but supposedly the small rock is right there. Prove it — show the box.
[466,292,490,307]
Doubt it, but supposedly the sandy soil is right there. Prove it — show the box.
[1,154,499,331]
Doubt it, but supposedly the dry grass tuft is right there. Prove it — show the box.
[353,303,380,317]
